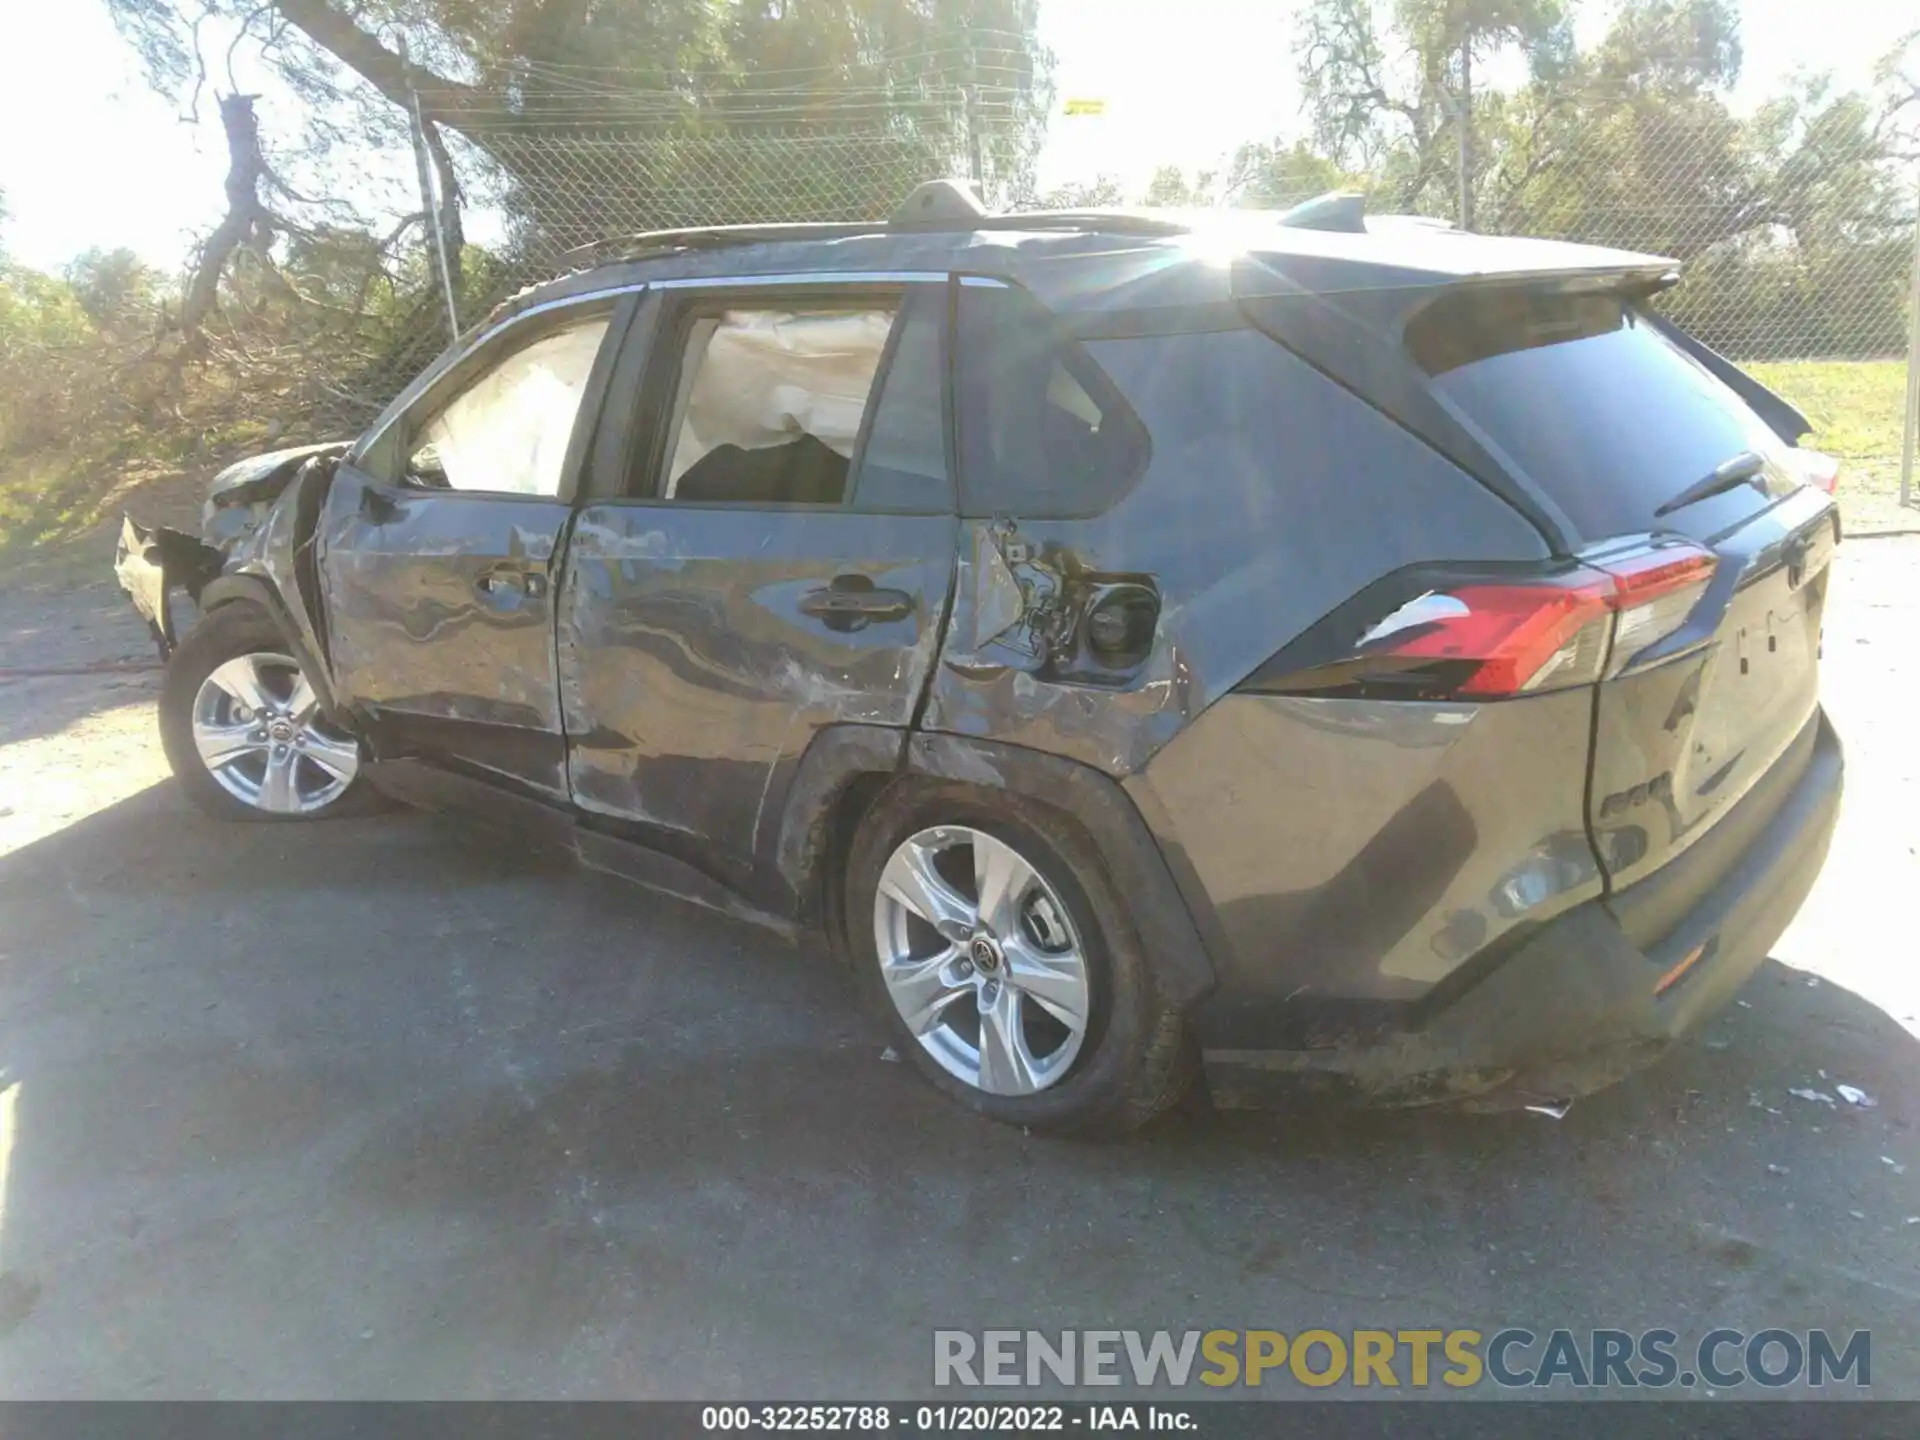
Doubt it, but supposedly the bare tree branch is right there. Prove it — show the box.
[179,92,271,338]
[270,0,487,128]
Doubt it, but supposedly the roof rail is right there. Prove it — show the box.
[560,190,1194,268]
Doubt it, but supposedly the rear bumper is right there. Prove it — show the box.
[1203,710,1844,1109]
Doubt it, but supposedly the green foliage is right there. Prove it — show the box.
[1297,0,1917,359]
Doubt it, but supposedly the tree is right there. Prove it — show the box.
[1297,0,1572,225]
[65,248,164,338]
[108,3,1053,215]
[107,1,1053,350]
[1224,141,1354,208]
[1142,165,1217,208]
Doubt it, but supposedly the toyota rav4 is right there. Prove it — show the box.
[116,183,1845,1134]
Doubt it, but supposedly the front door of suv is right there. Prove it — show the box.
[558,279,959,897]
[320,292,636,798]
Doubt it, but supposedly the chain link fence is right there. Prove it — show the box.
[314,74,1916,513]
[314,121,970,434]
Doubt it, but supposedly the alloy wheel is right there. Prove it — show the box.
[873,825,1092,1096]
[189,652,360,815]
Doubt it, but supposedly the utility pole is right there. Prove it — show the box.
[1456,39,1475,231]
[1901,162,1920,509]
[963,33,985,204]
[401,37,461,343]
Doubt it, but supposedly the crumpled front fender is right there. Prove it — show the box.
[114,449,343,691]
[113,516,226,658]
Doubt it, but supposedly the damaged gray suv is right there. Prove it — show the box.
[117,183,1844,1134]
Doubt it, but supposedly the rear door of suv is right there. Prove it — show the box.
[556,277,959,897]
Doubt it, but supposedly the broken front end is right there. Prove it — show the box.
[113,442,347,658]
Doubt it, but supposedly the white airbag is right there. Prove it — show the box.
[667,309,893,491]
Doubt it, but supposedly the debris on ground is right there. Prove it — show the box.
[1789,1087,1838,1107]
[1835,1084,1876,1108]
[1524,1100,1572,1120]
[880,1046,900,1063]
[1849,1210,1866,1220]
[1882,1157,1906,1175]
[1766,1163,1790,1176]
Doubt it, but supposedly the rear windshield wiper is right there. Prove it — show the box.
[1654,451,1767,518]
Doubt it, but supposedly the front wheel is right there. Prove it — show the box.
[158,603,373,822]
[845,779,1195,1135]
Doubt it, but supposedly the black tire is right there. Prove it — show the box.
[158,602,379,822]
[845,778,1195,1136]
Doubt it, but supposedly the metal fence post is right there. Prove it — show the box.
[401,38,461,344]
[963,34,985,203]
[1902,162,1920,510]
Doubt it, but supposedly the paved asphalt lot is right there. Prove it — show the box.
[0,539,1915,1401]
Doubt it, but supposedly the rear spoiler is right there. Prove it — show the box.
[1642,314,1812,445]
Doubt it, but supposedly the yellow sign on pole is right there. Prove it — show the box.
[1063,98,1108,117]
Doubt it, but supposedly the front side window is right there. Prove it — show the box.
[408,317,610,497]
[955,283,1150,518]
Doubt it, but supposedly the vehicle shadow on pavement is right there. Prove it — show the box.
[1,783,1915,1396]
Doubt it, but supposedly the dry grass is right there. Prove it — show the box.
[1750,360,1916,534]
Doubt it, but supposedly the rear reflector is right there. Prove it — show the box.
[1653,939,1714,997]
[1246,542,1716,701]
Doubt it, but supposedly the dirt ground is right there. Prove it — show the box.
[0,539,1914,1400]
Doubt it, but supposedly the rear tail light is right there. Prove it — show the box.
[1600,545,1719,676]
[1246,543,1716,701]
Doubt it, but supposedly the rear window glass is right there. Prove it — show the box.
[1406,291,1792,540]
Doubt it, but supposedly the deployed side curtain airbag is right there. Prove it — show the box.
[667,309,893,495]
[422,320,609,496]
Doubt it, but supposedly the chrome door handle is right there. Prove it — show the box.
[798,577,914,624]
[476,567,547,601]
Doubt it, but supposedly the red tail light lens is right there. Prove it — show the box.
[1344,543,1716,699]
[1600,545,1718,675]
[1357,575,1613,697]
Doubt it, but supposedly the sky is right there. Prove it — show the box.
[0,0,1912,274]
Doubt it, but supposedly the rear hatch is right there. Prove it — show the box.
[1403,286,1838,890]
[1232,244,1837,896]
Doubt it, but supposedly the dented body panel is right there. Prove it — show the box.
[318,462,575,798]
[1133,689,1602,1049]
[558,503,957,895]
[922,326,1550,778]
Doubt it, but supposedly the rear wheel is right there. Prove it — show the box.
[159,603,373,822]
[846,780,1194,1135]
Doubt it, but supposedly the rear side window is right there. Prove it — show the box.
[956,283,1150,517]
[848,288,951,512]
[1408,290,1791,540]
[661,306,894,506]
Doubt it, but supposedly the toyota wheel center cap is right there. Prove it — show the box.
[969,935,1002,974]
